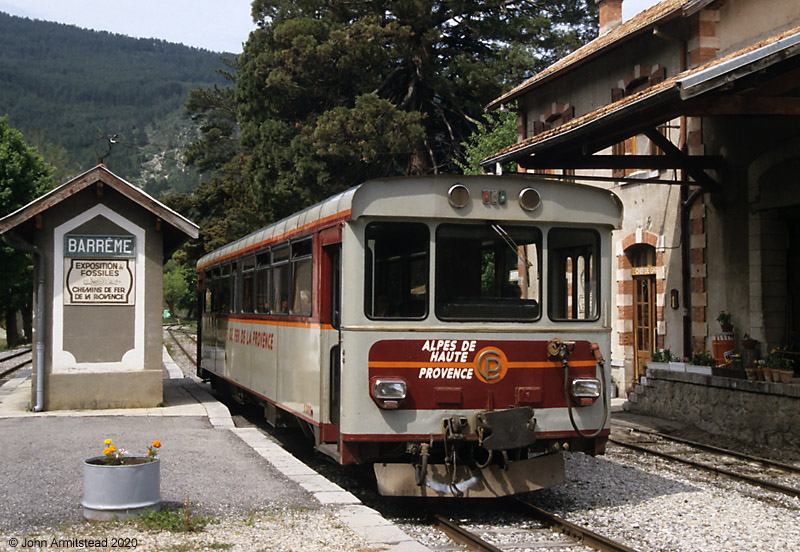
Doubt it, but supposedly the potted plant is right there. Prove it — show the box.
[82,438,162,521]
[766,349,794,384]
[744,360,757,380]
[741,333,758,350]
[648,349,671,371]
[716,310,733,333]
[687,351,716,375]
[669,355,688,372]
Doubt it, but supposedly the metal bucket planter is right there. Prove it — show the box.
[82,456,161,521]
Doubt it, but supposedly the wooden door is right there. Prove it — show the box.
[633,275,656,380]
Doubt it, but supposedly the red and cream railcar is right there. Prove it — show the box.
[197,175,622,497]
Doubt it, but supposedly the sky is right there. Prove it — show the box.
[0,0,663,54]
[0,0,257,53]
[623,0,663,20]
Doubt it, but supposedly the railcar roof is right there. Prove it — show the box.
[197,175,622,270]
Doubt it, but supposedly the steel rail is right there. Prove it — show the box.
[610,437,800,499]
[167,327,197,367]
[429,513,503,552]
[0,347,31,363]
[166,324,197,344]
[514,499,642,552]
[430,503,641,552]
[612,421,800,475]
[0,358,32,379]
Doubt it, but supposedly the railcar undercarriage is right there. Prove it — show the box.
[371,406,607,497]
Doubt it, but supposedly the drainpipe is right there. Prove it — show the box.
[681,187,705,359]
[2,232,46,411]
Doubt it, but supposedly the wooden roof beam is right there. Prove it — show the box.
[643,127,721,192]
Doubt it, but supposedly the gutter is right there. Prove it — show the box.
[679,30,800,99]
[2,232,46,412]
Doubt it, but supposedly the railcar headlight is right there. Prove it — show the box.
[448,183,470,209]
[371,378,408,409]
[571,378,601,406]
[518,187,541,211]
[373,379,407,399]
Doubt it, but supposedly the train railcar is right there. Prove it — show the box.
[197,175,622,497]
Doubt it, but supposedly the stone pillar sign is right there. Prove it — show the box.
[0,165,198,410]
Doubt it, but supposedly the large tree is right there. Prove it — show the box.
[237,0,596,221]
[0,117,53,347]
[165,60,262,319]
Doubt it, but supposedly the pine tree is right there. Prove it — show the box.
[0,117,54,347]
[237,0,597,221]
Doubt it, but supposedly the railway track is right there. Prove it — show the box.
[428,498,641,552]
[0,347,32,379]
[166,325,197,367]
[610,421,800,499]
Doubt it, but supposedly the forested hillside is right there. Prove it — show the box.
[0,12,228,193]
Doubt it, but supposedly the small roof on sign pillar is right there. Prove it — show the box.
[0,164,199,256]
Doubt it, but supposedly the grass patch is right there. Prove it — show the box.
[136,503,213,533]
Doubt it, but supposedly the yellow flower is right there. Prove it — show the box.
[104,439,112,446]
[152,440,161,449]
[108,445,117,453]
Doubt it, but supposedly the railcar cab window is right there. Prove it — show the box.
[365,222,429,319]
[548,228,600,321]
[436,224,541,321]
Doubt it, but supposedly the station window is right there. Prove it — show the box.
[365,222,429,319]
[272,246,290,314]
[255,251,271,313]
[291,239,313,316]
[436,224,541,321]
[547,228,599,321]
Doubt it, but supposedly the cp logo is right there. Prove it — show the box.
[473,347,508,384]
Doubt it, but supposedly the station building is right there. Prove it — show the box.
[0,165,198,410]
[482,0,800,447]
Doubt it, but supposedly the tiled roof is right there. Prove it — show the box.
[486,0,690,110]
[483,22,800,165]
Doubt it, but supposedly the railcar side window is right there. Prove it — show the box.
[204,270,212,313]
[218,264,231,313]
[272,246,290,314]
[241,256,255,313]
[255,251,270,313]
[365,222,429,319]
[231,261,239,312]
[548,228,599,321]
[291,239,313,316]
[436,224,541,321]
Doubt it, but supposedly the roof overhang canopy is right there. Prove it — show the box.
[0,164,199,257]
[482,26,800,192]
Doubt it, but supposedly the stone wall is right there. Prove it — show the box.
[627,368,800,450]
